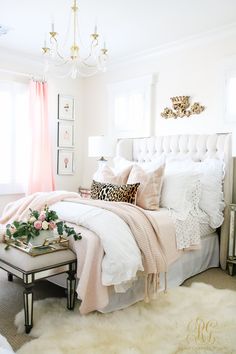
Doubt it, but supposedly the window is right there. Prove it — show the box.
[0,81,29,194]
[108,75,156,138]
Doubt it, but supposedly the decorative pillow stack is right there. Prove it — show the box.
[91,180,140,204]
[92,158,165,209]
[91,154,225,225]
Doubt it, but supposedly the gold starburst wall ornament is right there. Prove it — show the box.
[161,96,205,119]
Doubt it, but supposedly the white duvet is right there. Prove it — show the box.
[52,201,144,289]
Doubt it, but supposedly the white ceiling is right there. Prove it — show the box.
[1,0,236,63]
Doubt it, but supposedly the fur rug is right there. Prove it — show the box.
[0,334,15,354]
[15,283,236,354]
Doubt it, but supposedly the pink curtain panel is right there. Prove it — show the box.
[27,80,55,194]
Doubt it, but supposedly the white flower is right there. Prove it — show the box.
[29,216,36,223]
[42,221,49,230]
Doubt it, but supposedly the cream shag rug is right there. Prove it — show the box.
[15,283,236,354]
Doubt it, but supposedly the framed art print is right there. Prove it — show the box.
[58,123,74,148]
[58,95,74,120]
[57,150,74,175]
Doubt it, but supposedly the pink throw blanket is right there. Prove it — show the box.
[0,191,80,224]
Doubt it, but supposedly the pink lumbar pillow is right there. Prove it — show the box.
[127,164,165,210]
[93,164,132,185]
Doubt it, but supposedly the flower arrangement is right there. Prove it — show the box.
[5,205,82,244]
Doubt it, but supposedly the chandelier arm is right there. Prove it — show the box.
[49,35,63,60]
[79,61,99,68]
[81,52,93,62]
[79,38,98,62]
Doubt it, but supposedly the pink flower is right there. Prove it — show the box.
[49,221,56,230]
[34,220,42,230]
[38,212,46,221]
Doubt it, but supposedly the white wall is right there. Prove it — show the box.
[0,50,83,214]
[80,30,236,188]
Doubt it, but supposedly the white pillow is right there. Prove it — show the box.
[165,158,225,228]
[160,170,200,220]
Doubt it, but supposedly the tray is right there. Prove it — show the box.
[5,237,69,257]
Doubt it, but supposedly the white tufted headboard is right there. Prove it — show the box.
[116,134,233,270]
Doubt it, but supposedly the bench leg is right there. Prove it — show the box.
[67,263,76,310]
[23,274,34,334]
[7,272,13,282]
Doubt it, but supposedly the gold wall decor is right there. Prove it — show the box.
[161,96,205,119]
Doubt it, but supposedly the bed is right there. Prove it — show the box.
[0,133,233,315]
[47,133,233,312]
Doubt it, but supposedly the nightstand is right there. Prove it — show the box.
[227,204,236,276]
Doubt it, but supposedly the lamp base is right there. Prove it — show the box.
[98,156,107,162]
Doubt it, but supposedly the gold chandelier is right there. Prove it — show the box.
[42,0,108,78]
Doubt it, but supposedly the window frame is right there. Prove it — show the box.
[108,75,156,138]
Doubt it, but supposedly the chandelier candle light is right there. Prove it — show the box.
[42,0,108,78]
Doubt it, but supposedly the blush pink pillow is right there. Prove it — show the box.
[127,164,165,210]
[94,165,132,185]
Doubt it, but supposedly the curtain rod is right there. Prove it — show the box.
[0,68,46,81]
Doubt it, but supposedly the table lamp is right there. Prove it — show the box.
[88,135,113,163]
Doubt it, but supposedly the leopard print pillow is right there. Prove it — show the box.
[90,180,140,204]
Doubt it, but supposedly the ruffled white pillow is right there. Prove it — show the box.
[165,158,225,228]
[160,170,200,220]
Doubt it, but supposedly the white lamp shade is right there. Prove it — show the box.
[88,136,113,158]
